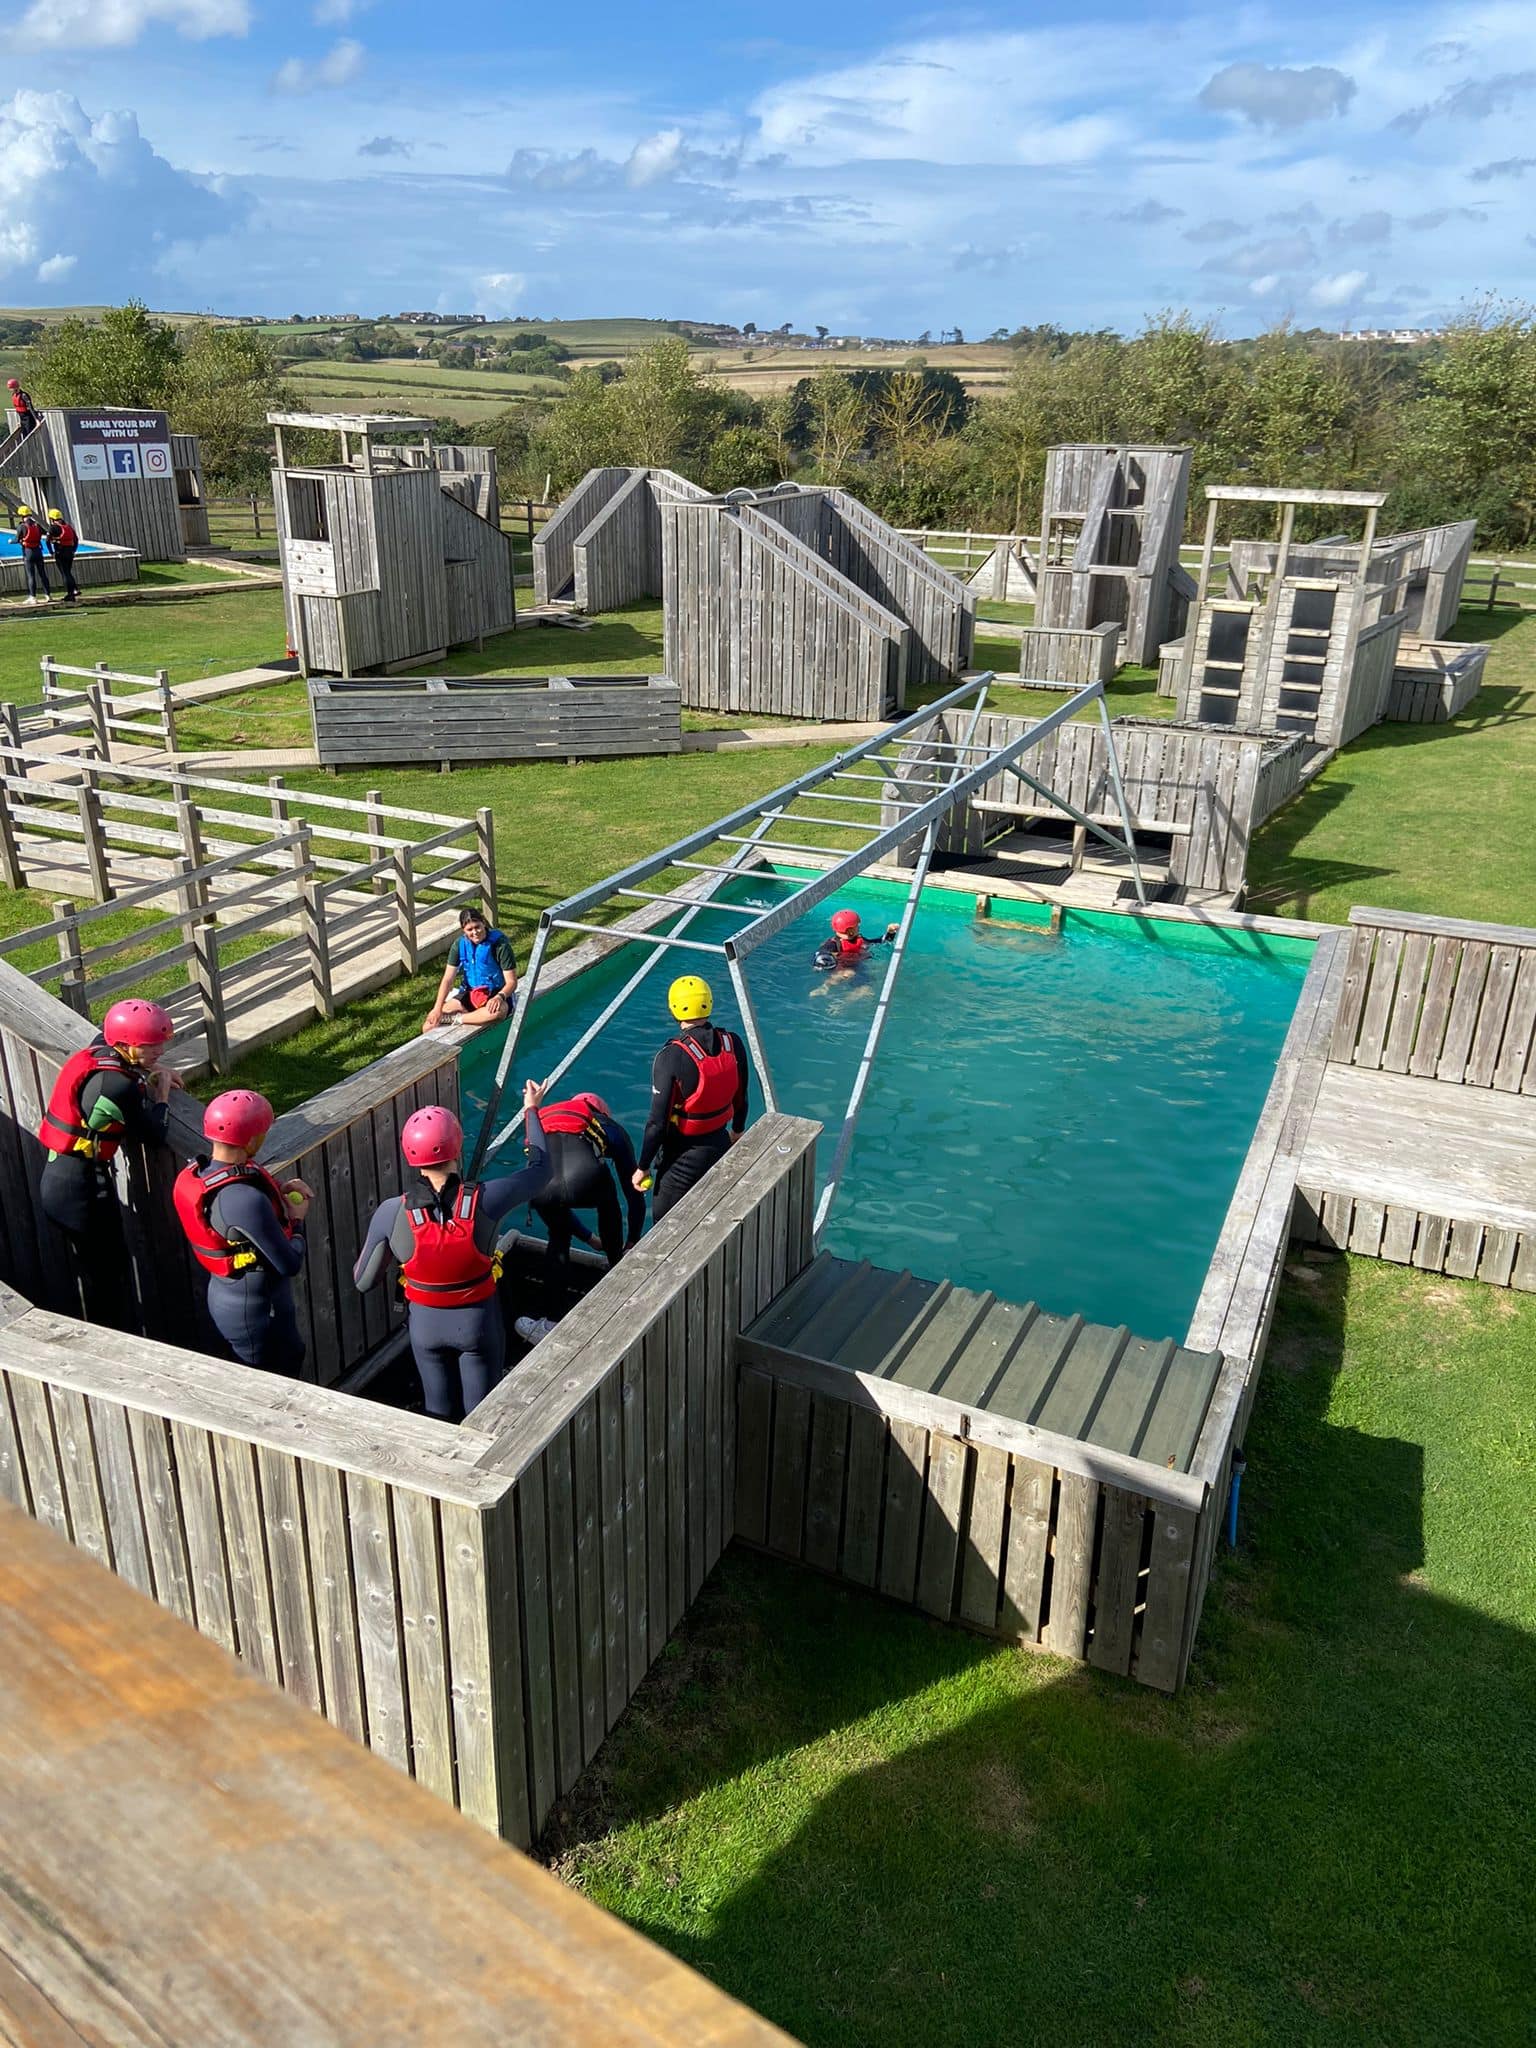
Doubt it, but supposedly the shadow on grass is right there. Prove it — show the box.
[539,1260,1533,2046]
[1243,775,1393,918]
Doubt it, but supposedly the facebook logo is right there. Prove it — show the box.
[109,446,140,478]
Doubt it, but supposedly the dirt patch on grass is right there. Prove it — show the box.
[972,1758,1038,1843]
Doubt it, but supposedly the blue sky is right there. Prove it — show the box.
[3,0,1534,334]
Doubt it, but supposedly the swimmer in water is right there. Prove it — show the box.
[813,908,899,975]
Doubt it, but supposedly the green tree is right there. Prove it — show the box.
[31,299,181,408]
[1396,303,1536,543]
[805,368,869,482]
[172,323,293,488]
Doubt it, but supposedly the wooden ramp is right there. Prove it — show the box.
[741,1251,1223,1473]
[0,1504,793,2048]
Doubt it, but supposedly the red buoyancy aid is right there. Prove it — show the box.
[834,932,868,959]
[173,1159,293,1277]
[51,519,77,549]
[670,1032,740,1138]
[539,1093,607,1147]
[18,519,43,550]
[401,1182,498,1307]
[37,1041,136,1161]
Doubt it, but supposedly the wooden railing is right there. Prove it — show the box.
[0,745,493,1068]
[36,657,177,753]
[1329,907,1536,1088]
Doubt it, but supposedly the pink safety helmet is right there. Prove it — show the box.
[575,1091,611,1118]
[5,379,17,391]
[203,1089,274,1150]
[401,1105,463,1167]
[102,998,174,1051]
[831,909,861,936]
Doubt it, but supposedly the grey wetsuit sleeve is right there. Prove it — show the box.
[353,1195,405,1291]
[208,1182,307,1278]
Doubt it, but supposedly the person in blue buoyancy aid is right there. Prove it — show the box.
[352,1083,551,1420]
[174,1090,311,1375]
[421,905,518,1033]
[634,976,750,1223]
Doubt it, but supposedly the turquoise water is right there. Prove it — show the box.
[459,880,1311,1342]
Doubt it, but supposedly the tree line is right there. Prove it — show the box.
[485,311,1536,547]
[20,302,1536,547]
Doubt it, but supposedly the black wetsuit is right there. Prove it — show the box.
[638,1026,750,1222]
[39,1062,167,1329]
[533,1110,646,1315]
[353,1123,550,1422]
[196,1168,308,1376]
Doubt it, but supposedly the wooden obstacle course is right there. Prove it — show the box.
[884,707,1307,902]
[1036,444,1194,668]
[0,406,201,563]
[271,412,515,676]
[533,464,707,610]
[1016,621,1120,688]
[0,1504,792,2047]
[1294,907,1536,1289]
[310,672,683,767]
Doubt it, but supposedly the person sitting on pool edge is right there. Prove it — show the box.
[814,908,899,972]
[421,906,518,1033]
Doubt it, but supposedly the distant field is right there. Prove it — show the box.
[705,342,1016,398]
[284,356,565,422]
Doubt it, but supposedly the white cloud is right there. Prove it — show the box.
[1249,274,1281,297]
[20,0,246,47]
[1311,269,1369,306]
[0,91,234,292]
[626,129,684,187]
[314,0,368,21]
[478,270,525,312]
[272,38,364,94]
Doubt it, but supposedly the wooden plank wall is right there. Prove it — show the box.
[466,1114,820,1839]
[574,466,662,612]
[533,467,631,603]
[40,411,187,563]
[821,488,976,683]
[1016,623,1121,687]
[1383,641,1487,723]
[0,1301,526,1839]
[734,1345,1216,1693]
[660,498,909,721]
[310,675,683,767]
[921,709,1303,897]
[441,492,517,645]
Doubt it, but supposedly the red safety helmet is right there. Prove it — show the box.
[203,1089,274,1150]
[401,1105,463,1167]
[102,998,174,1051]
[5,379,16,391]
[831,909,862,936]
[577,1091,611,1118]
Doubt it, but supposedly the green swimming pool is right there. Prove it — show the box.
[459,878,1312,1342]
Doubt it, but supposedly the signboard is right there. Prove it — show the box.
[66,410,173,485]
[285,539,339,598]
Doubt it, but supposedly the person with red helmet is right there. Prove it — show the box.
[36,998,182,1327]
[634,976,751,1223]
[813,907,900,977]
[352,1079,551,1420]
[7,378,39,436]
[520,1089,646,1341]
[174,1091,312,1375]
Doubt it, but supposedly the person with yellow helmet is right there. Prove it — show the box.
[14,503,50,603]
[46,507,80,604]
[633,975,750,1221]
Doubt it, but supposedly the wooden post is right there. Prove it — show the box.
[0,700,23,781]
[293,822,333,1021]
[474,809,497,926]
[249,491,261,538]
[365,789,387,895]
[1196,499,1220,604]
[525,499,535,549]
[90,666,111,757]
[52,901,88,1016]
[177,801,228,1071]
[267,773,289,835]
[391,846,418,975]
[156,669,176,755]
[0,764,20,890]
[1274,501,1296,589]
[76,778,112,903]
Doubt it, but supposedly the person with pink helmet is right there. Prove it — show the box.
[812,907,900,978]
[353,1077,551,1422]
[36,998,183,1326]
[174,1090,313,1375]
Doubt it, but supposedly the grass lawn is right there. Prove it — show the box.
[0,585,290,703]
[545,1261,1535,2045]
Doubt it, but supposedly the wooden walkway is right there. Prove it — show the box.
[0,1504,793,2048]
[741,1251,1224,1473]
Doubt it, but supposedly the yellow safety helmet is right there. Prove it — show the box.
[46,507,61,521]
[668,974,713,1022]
[14,505,30,516]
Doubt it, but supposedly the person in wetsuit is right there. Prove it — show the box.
[36,997,182,1328]
[813,907,899,973]
[522,1091,646,1338]
[634,976,749,1223]
[352,1083,550,1421]
[174,1089,311,1375]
